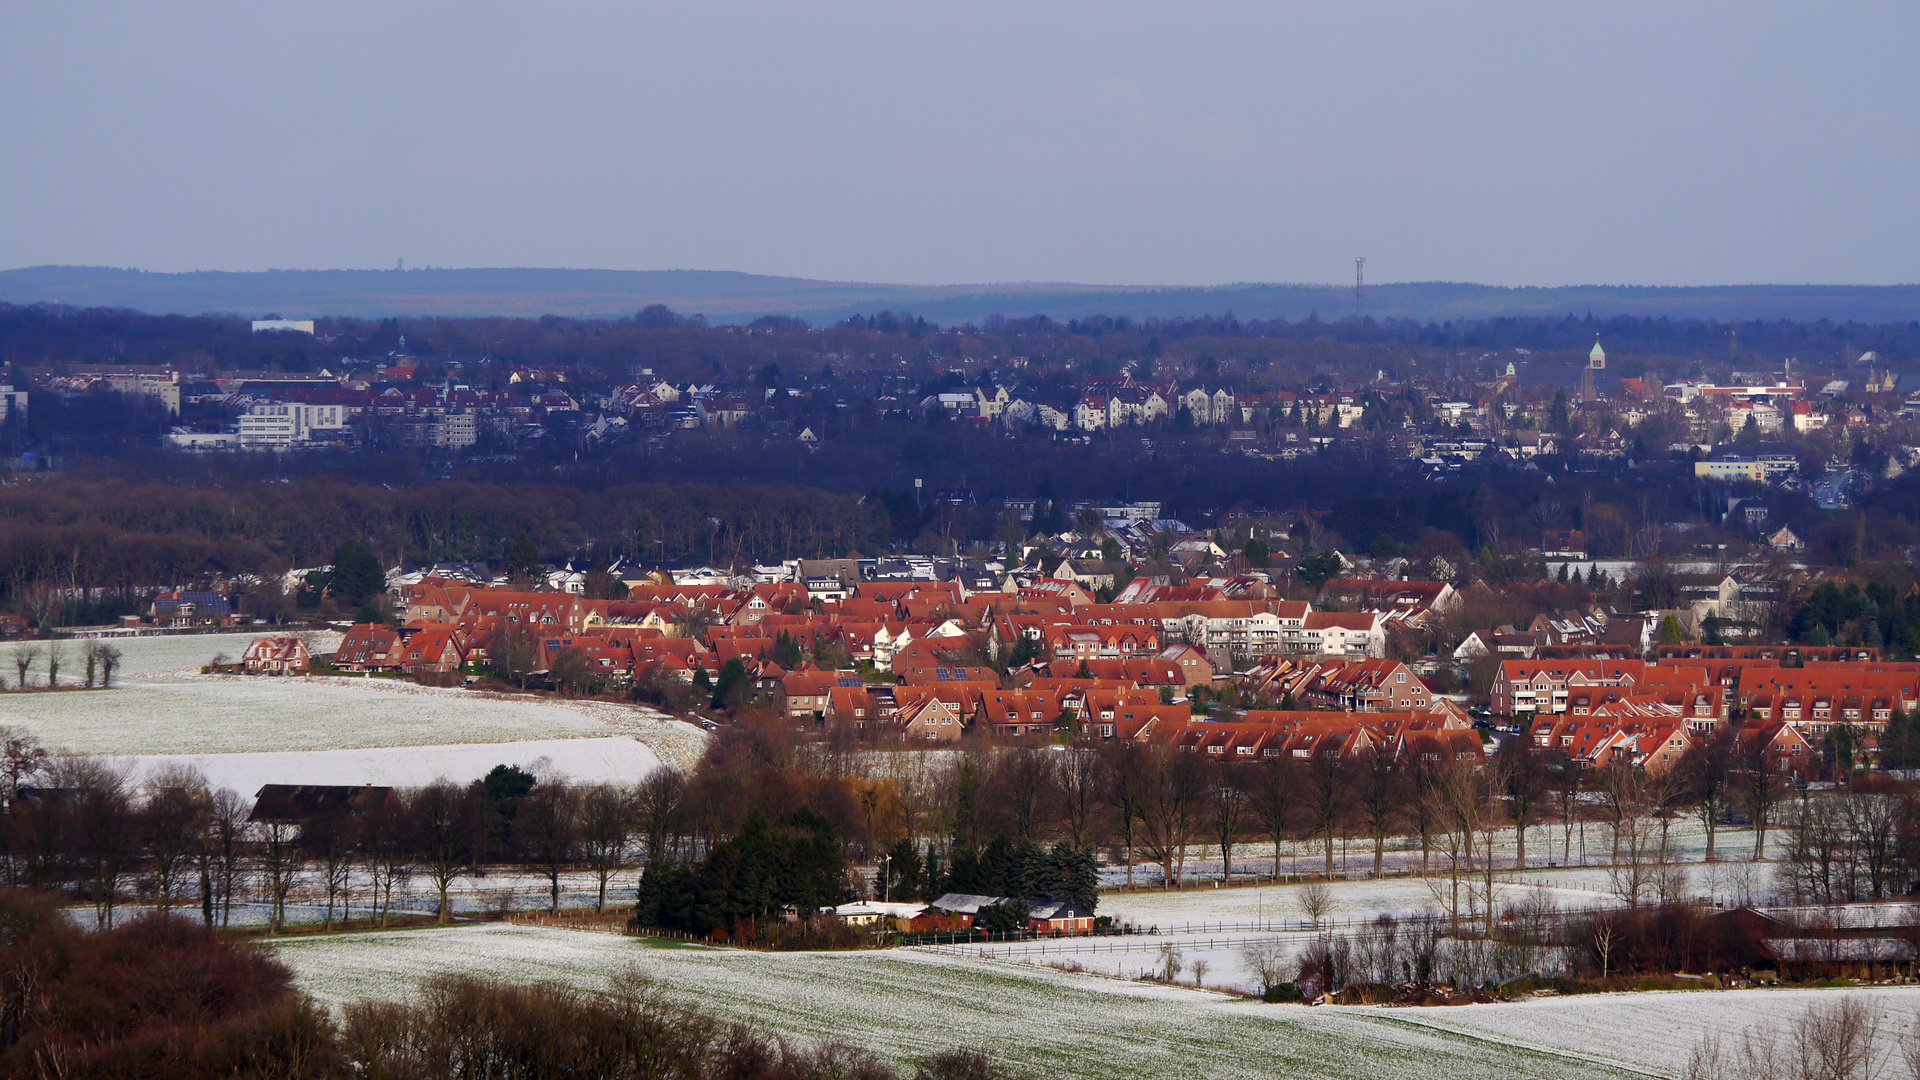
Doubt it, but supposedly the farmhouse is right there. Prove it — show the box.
[241,635,313,675]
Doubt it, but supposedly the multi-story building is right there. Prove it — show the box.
[238,402,350,449]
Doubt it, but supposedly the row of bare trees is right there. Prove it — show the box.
[0,639,121,688]
[0,726,699,930]
[5,708,1903,934]
[704,720,1811,907]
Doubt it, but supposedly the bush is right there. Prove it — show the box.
[0,891,337,1078]
[1262,983,1302,1003]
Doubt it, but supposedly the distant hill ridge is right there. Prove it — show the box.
[3,265,1918,325]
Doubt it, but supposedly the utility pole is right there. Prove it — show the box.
[1354,258,1365,320]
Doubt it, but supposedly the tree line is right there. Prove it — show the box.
[0,476,889,623]
[13,712,1920,944]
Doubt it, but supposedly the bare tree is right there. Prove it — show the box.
[1297,879,1337,930]
[1553,760,1584,866]
[1602,763,1658,908]
[141,763,210,916]
[882,751,938,845]
[1354,745,1401,878]
[1736,731,1785,860]
[96,644,122,688]
[990,748,1055,843]
[1247,759,1297,882]
[635,768,686,869]
[1840,789,1902,899]
[302,804,359,931]
[517,780,581,914]
[62,757,134,929]
[1495,735,1548,870]
[1591,915,1617,980]
[13,644,40,689]
[1300,756,1347,878]
[1407,758,1444,872]
[493,625,542,689]
[1433,757,1489,934]
[1101,742,1147,887]
[409,780,475,924]
[578,784,634,912]
[258,818,303,933]
[0,726,48,809]
[1790,997,1882,1080]
[1055,749,1104,850]
[43,642,65,688]
[1901,1015,1920,1080]
[360,797,413,928]
[200,787,250,927]
[1209,760,1248,883]
[1242,939,1293,997]
[1138,745,1206,888]
[1680,727,1736,863]
[1156,941,1186,983]
[0,727,48,886]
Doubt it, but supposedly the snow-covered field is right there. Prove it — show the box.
[0,630,335,681]
[273,923,1643,1080]
[1066,863,1785,994]
[0,632,706,770]
[274,922,1920,1079]
[1101,870,1620,931]
[121,735,664,792]
[1358,987,1920,1078]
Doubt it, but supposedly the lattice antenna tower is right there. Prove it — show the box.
[1354,258,1365,320]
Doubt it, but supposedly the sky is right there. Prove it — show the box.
[3,1,1917,287]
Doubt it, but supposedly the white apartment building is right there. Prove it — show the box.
[238,402,349,449]
[103,372,181,415]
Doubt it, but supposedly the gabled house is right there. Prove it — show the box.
[893,696,967,742]
[332,623,406,672]
[241,635,313,675]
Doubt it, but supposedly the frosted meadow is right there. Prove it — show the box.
[0,632,705,770]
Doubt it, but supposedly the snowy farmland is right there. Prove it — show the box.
[975,868,1634,994]
[122,736,665,792]
[0,630,333,681]
[0,631,706,770]
[1100,870,1621,931]
[1344,986,1920,1078]
[274,923,1646,1080]
[274,923,1920,1080]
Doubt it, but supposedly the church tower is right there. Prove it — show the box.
[1580,338,1605,402]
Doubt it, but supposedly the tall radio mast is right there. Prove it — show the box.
[1354,257,1365,320]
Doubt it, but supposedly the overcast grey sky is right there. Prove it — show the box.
[4,1,1916,286]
